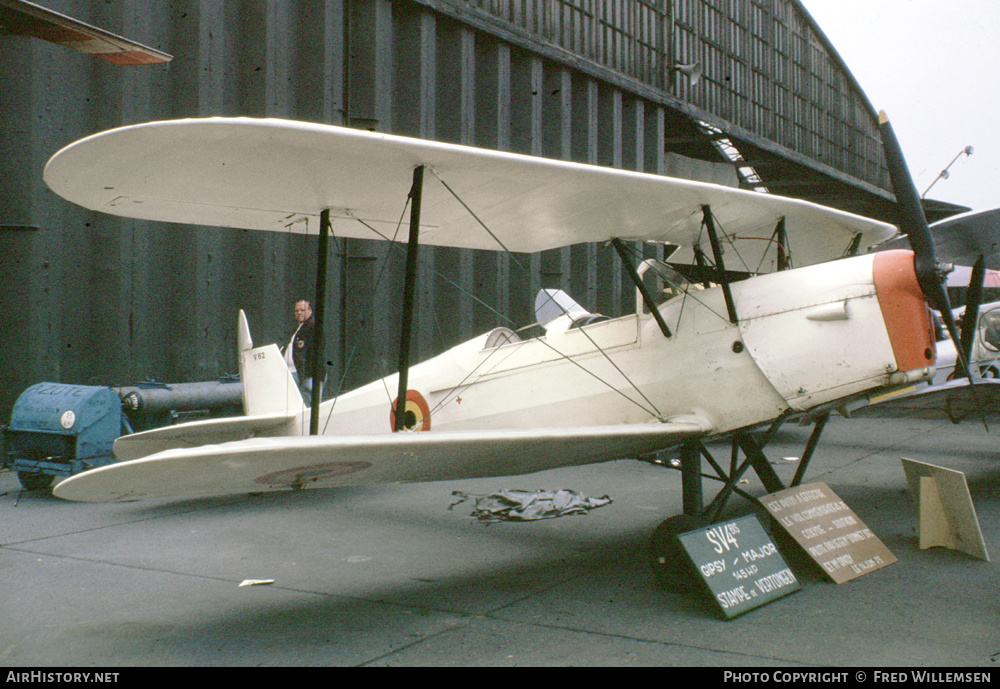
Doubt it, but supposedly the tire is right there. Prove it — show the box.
[649,514,708,591]
[18,471,55,491]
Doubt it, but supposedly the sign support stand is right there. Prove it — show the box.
[901,458,989,561]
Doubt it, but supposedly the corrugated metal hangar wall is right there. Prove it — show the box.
[0,0,889,420]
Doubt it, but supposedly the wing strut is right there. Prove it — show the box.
[692,245,712,288]
[611,238,671,337]
[702,205,739,323]
[309,208,332,434]
[958,255,987,373]
[774,217,790,271]
[394,165,425,431]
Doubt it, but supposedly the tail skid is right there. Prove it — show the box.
[238,310,306,417]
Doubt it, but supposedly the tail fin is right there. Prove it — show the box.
[237,307,254,351]
[237,310,306,416]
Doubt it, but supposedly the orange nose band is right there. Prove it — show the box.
[873,250,936,372]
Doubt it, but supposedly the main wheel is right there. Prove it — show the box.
[649,514,708,590]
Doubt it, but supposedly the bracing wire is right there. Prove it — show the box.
[430,169,665,419]
[319,202,411,433]
[320,199,525,432]
[314,168,784,428]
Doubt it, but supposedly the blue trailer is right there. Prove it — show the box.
[3,380,243,490]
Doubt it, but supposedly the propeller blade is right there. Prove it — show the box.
[958,255,987,374]
[877,112,947,308]
[878,112,986,428]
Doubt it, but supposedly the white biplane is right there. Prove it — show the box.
[42,112,966,579]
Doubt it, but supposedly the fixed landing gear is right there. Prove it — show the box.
[646,413,829,589]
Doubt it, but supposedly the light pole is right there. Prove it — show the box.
[922,145,974,198]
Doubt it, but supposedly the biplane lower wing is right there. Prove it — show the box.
[851,378,1000,424]
[53,420,711,502]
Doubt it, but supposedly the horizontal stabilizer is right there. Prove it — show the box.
[56,420,712,502]
[114,412,300,461]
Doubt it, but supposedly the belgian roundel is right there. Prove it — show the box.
[390,390,431,432]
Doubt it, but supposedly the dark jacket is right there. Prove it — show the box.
[291,316,315,378]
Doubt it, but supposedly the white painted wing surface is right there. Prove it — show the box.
[53,421,710,502]
[44,118,896,270]
[0,0,172,64]
[851,378,1000,423]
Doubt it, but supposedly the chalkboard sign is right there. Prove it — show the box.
[677,514,800,619]
[761,482,897,583]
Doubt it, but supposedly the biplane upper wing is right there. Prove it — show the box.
[0,0,171,64]
[43,118,895,271]
[53,419,711,502]
[881,207,1000,271]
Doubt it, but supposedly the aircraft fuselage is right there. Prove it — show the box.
[242,249,934,441]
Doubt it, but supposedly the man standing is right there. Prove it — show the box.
[283,298,318,401]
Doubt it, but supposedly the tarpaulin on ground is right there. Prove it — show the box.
[450,488,612,522]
